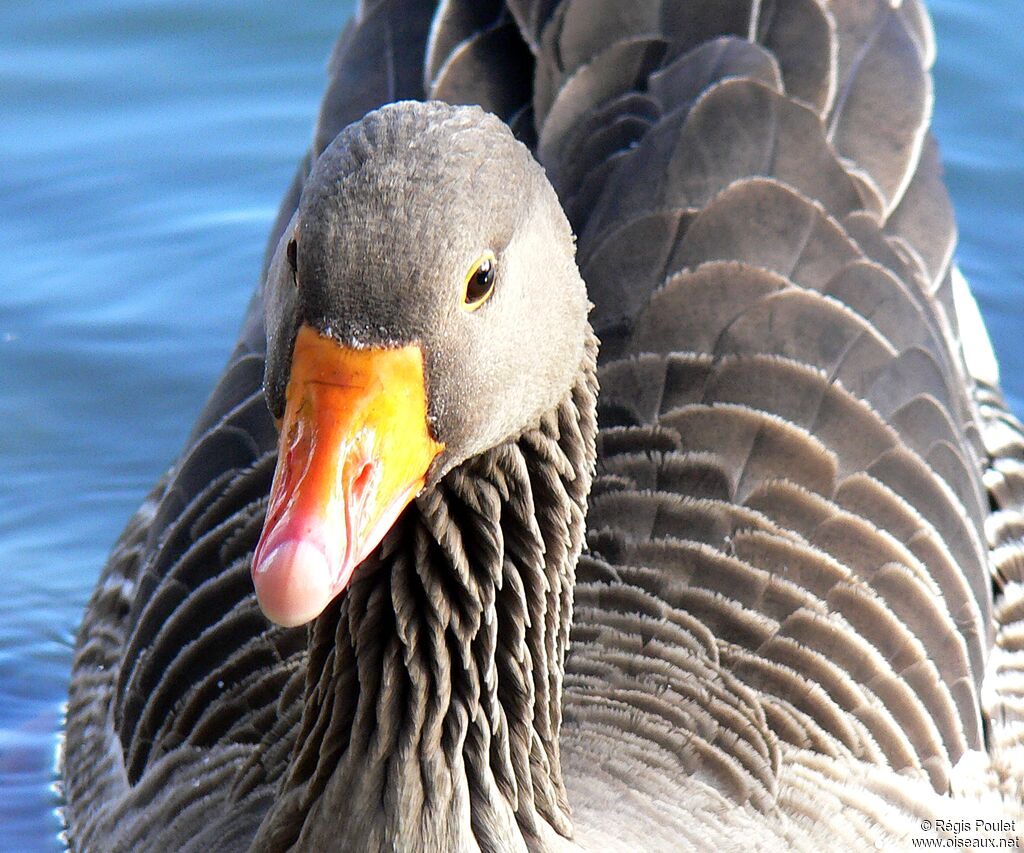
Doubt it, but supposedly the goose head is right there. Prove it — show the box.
[254,101,591,627]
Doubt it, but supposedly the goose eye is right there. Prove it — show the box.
[286,238,299,286]
[461,252,496,311]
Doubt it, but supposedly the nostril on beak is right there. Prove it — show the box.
[352,461,375,503]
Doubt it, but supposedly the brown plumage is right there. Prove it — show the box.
[64,1,1024,850]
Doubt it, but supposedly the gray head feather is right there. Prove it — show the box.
[264,100,590,481]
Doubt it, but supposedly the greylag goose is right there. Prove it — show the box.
[63,0,1024,849]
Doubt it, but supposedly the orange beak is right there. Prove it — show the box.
[252,324,444,626]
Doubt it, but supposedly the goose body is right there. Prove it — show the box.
[64,1,1024,850]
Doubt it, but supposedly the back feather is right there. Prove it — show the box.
[426,0,1023,843]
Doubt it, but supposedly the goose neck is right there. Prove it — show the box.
[256,334,598,851]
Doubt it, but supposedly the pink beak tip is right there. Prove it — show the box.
[252,539,334,627]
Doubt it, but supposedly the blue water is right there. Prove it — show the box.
[0,2,1021,848]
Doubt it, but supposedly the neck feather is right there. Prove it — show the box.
[255,334,598,851]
